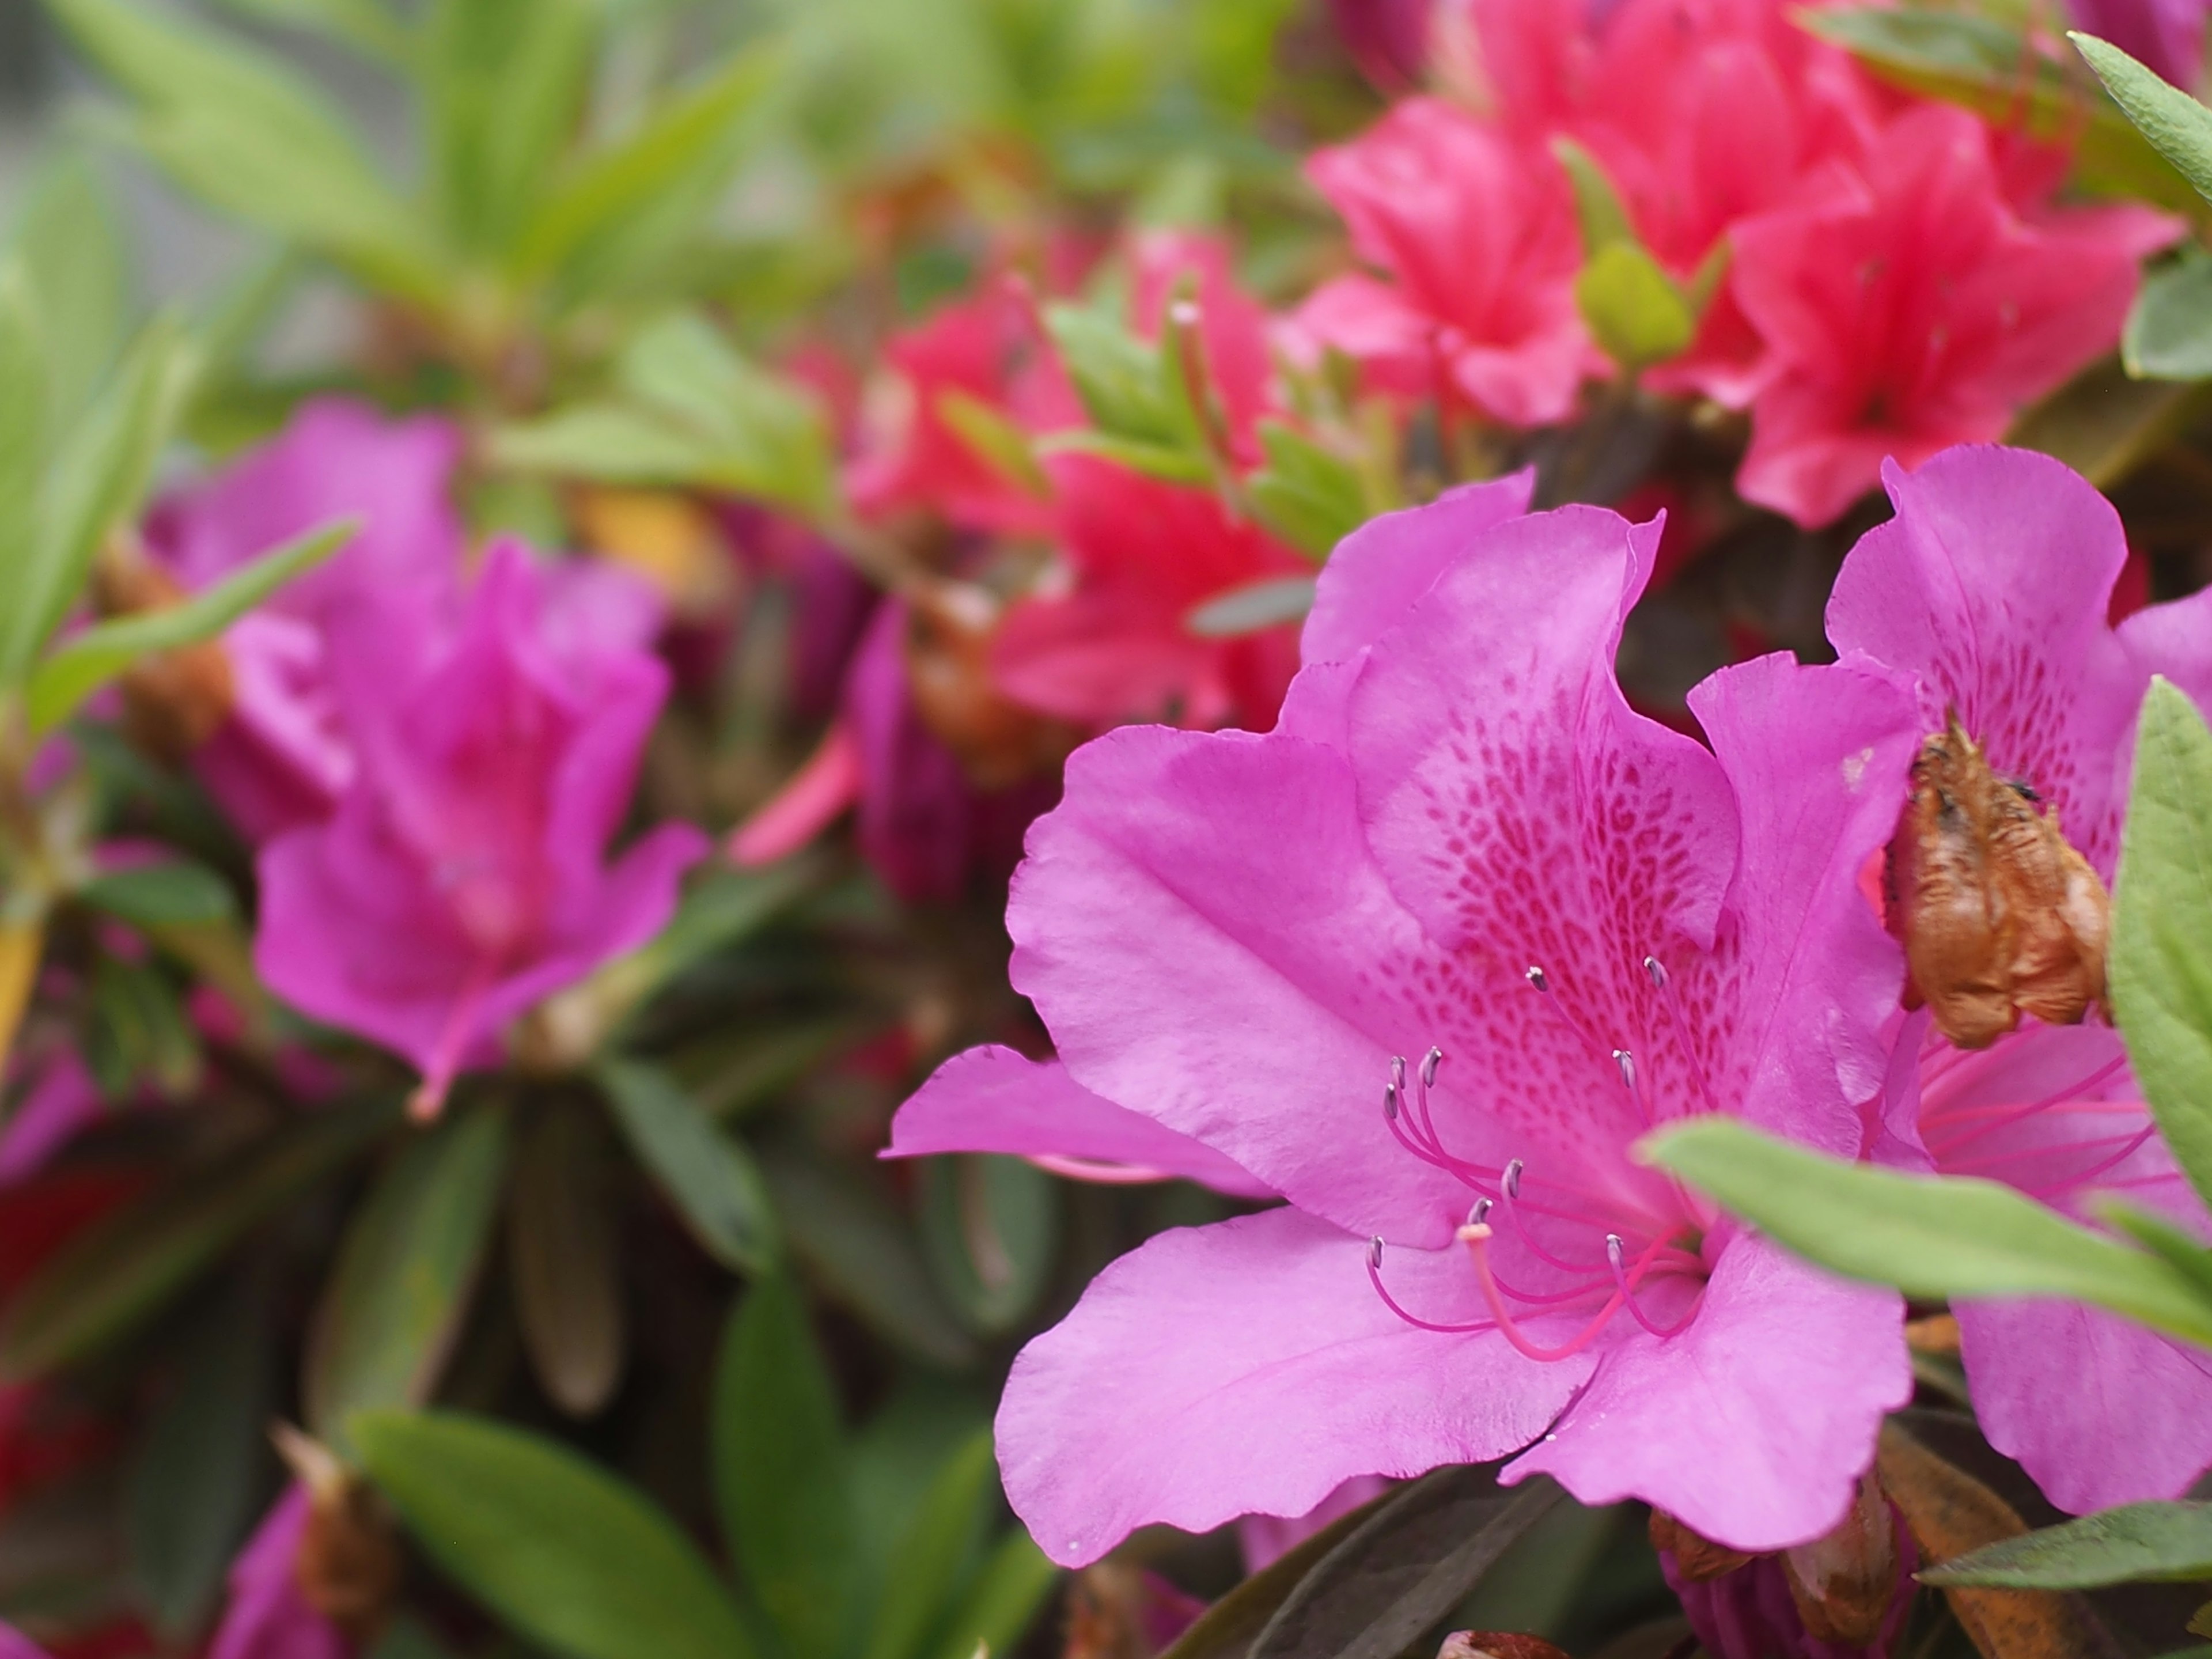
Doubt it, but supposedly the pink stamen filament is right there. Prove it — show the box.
[1608,1233,1703,1338]
[1366,1238,1495,1334]
[1460,1223,1631,1362]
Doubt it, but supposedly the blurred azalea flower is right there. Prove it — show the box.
[2067,0,2210,88]
[255,541,705,1117]
[1728,107,2180,527]
[0,1627,48,1659]
[145,399,467,842]
[1834,445,2212,1513]
[1290,97,1597,427]
[922,476,1917,1565]
[209,1487,346,1659]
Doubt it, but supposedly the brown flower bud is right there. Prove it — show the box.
[272,1422,401,1646]
[92,541,234,759]
[1436,1633,1571,1659]
[1649,1509,1754,1582]
[1887,712,2108,1049]
[904,581,1077,790]
[1782,1469,1902,1647]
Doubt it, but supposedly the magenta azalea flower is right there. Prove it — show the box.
[208,1486,344,1659]
[1830,444,2212,1512]
[255,541,706,1117]
[935,476,1916,1565]
[0,1627,47,1659]
[146,398,468,841]
[2068,0,2210,88]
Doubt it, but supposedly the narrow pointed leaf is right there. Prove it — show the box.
[929,1531,1058,1659]
[1923,1502,2212,1589]
[862,1431,997,1659]
[2124,249,2212,381]
[77,859,235,929]
[353,1409,756,1659]
[600,1056,777,1274]
[1186,575,1317,638]
[508,1098,626,1419]
[10,151,127,427]
[0,263,44,622]
[1158,1483,1399,1659]
[2074,32,2212,207]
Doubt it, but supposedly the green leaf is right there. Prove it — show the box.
[26,518,351,734]
[620,313,836,514]
[77,859,235,929]
[2008,353,2205,488]
[1922,1502,2212,1589]
[2074,31,2212,207]
[1246,421,1367,562]
[919,1154,1060,1335]
[2099,1198,2212,1305]
[10,149,130,426]
[1576,242,1695,369]
[2125,249,2212,380]
[930,1530,1058,1659]
[0,264,46,619]
[1037,427,1214,485]
[1185,575,1317,638]
[206,0,410,65]
[2112,677,2212,1210]
[863,1431,995,1659]
[935,388,1051,498]
[47,0,442,298]
[353,1408,757,1659]
[1804,10,2199,210]
[125,1280,269,1634]
[2,315,195,686]
[491,403,733,487]
[715,1272,856,1659]
[508,1097,626,1418]
[1552,137,1634,252]
[1044,302,1191,450]
[599,1057,778,1274]
[1643,1117,2212,1347]
[303,1105,509,1456]
[514,41,785,287]
[85,952,200,1099]
[1,1097,397,1378]
[423,0,594,257]
[1157,1483,1399,1659]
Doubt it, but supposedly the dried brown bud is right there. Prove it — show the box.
[1887,713,2108,1049]
[1648,1509,1754,1582]
[1906,1313,1962,1356]
[904,582,1077,790]
[92,541,234,759]
[1436,1633,1571,1659]
[1782,1470,1902,1647]
[271,1422,401,1646]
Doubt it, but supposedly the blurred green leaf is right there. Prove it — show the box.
[2007,354,2202,490]
[2125,249,2212,380]
[0,1097,397,1378]
[2112,678,2212,1211]
[354,1408,757,1659]
[921,1154,1060,1336]
[1923,1502,2212,1589]
[1185,574,1316,638]
[1576,243,1695,370]
[514,41,785,289]
[26,518,352,734]
[600,1056,778,1274]
[207,0,409,63]
[2074,31,2212,207]
[124,1280,270,1634]
[47,0,444,299]
[508,1097,626,1419]
[304,1105,509,1455]
[85,953,200,1100]
[10,150,130,426]
[0,265,44,623]
[1247,421,1366,561]
[2100,1199,2212,1306]
[1040,428,1213,484]
[3,315,195,688]
[424,0,594,258]
[929,1529,1058,1659]
[761,1145,978,1369]
[1552,137,1634,253]
[1805,10,2199,210]
[936,388,1051,498]
[1044,302,1191,450]
[1643,1118,2212,1347]
[863,1431,995,1659]
[365,1616,461,1659]
[715,1271,855,1659]
[77,859,235,929]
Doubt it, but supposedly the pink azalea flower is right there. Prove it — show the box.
[956,476,1916,1565]
[254,541,706,1116]
[991,455,1305,731]
[207,1487,346,1659]
[1291,97,1599,427]
[1829,444,2212,1513]
[846,277,1081,537]
[1728,105,2180,528]
[0,1626,48,1659]
[145,399,468,842]
[0,1050,103,1187]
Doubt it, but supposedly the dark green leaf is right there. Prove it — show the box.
[930,1530,1058,1659]
[1158,1482,1399,1659]
[125,1280,270,1634]
[1,1097,397,1378]
[600,1057,778,1274]
[2112,679,2212,1210]
[1643,1117,2212,1347]
[1185,575,1316,638]
[863,1431,995,1659]
[304,1105,508,1453]
[2125,249,2212,381]
[509,1098,626,1418]
[77,859,234,929]
[919,1154,1060,1335]
[1250,1470,1565,1659]
[1923,1502,2212,1589]
[2074,31,2212,206]
[354,1408,757,1659]
[28,518,353,734]
[715,1272,855,1659]
[84,953,200,1099]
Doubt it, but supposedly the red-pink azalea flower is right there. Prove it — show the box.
[254,541,706,1116]
[145,399,467,842]
[1291,97,1599,427]
[1831,444,2212,1513]
[915,476,1918,1565]
[1729,106,2180,528]
[207,1487,344,1659]
[2068,0,2210,88]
